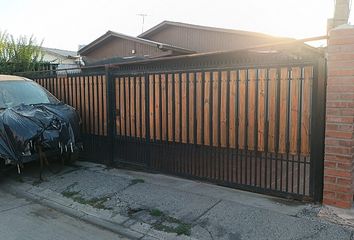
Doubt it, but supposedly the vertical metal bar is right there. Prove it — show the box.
[217,71,222,181]
[209,72,214,179]
[226,71,230,183]
[254,69,259,186]
[172,73,176,173]
[106,69,115,165]
[275,69,281,191]
[152,74,156,142]
[310,59,326,202]
[166,73,169,142]
[244,69,249,185]
[88,76,92,135]
[145,73,151,167]
[159,74,163,142]
[186,72,190,175]
[201,71,205,177]
[264,69,270,189]
[285,68,292,193]
[193,72,198,176]
[297,67,304,195]
[235,70,240,184]
[179,73,183,174]
[134,76,137,139]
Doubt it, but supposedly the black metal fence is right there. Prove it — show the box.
[30,46,326,202]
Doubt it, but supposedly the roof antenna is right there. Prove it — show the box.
[137,13,148,33]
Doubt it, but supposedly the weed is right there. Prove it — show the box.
[150,209,163,217]
[61,190,112,210]
[130,178,145,185]
[148,208,191,236]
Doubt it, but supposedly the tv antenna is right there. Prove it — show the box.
[137,13,148,33]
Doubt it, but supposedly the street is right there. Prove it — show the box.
[0,189,128,240]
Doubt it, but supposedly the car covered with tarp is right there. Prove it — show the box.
[0,75,82,172]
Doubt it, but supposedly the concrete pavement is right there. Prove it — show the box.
[0,189,128,240]
[1,161,354,240]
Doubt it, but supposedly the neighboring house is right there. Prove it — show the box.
[78,31,195,65]
[79,21,290,66]
[42,47,81,72]
[138,21,289,53]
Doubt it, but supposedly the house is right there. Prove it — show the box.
[139,21,289,53]
[79,21,289,66]
[41,47,81,72]
[78,31,195,65]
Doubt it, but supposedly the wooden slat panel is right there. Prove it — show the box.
[220,71,227,147]
[149,75,154,140]
[204,72,211,146]
[229,71,237,148]
[301,66,312,155]
[120,77,126,136]
[73,77,77,109]
[125,77,131,137]
[268,69,277,152]
[141,76,146,139]
[136,76,141,138]
[88,76,94,134]
[68,77,72,106]
[257,69,267,151]
[189,72,195,144]
[94,76,99,135]
[161,74,167,141]
[130,76,136,137]
[175,73,181,142]
[84,77,90,133]
[80,76,85,132]
[155,74,161,140]
[278,68,289,153]
[196,72,203,145]
[290,67,301,154]
[212,72,219,147]
[181,73,187,143]
[167,74,173,142]
[238,70,247,149]
[248,69,256,150]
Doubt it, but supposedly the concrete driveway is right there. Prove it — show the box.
[1,161,354,240]
[0,189,128,240]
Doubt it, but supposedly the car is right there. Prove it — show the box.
[0,75,82,174]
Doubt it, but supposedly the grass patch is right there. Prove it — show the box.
[62,190,80,198]
[148,208,191,236]
[130,178,145,185]
[150,209,163,217]
[154,222,191,236]
[61,190,112,210]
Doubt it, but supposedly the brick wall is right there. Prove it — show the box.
[324,24,354,208]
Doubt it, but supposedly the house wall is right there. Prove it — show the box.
[82,38,169,63]
[143,25,279,52]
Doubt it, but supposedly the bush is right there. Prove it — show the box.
[0,31,47,74]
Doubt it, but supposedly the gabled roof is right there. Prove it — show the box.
[78,30,195,55]
[139,21,285,40]
[42,47,77,58]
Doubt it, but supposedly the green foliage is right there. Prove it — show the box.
[0,31,46,74]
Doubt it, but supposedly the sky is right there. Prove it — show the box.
[0,0,353,51]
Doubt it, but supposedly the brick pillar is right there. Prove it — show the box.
[324,24,354,208]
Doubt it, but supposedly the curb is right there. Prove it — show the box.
[2,181,144,240]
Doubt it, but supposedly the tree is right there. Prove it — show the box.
[0,32,45,74]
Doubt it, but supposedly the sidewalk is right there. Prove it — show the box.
[1,161,353,240]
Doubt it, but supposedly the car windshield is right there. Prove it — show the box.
[0,80,59,109]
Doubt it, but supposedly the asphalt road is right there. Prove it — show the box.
[0,189,128,240]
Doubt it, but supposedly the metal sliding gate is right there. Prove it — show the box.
[33,54,326,202]
[111,61,326,202]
